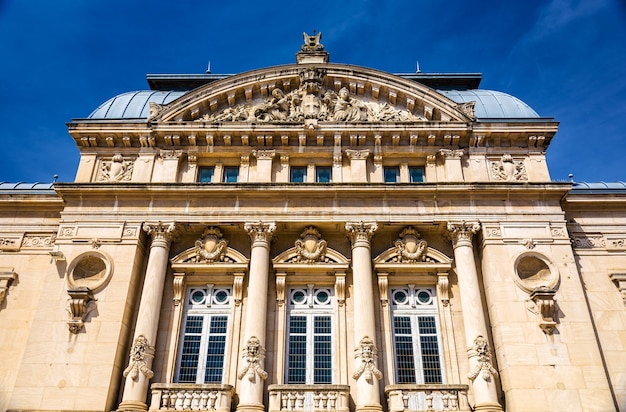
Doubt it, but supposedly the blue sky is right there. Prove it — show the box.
[0,0,625,183]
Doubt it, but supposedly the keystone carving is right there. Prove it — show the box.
[294,227,328,263]
[195,227,228,263]
[353,336,382,382]
[237,336,268,381]
[490,154,527,181]
[123,335,155,381]
[66,287,97,334]
[393,227,428,263]
[97,153,133,182]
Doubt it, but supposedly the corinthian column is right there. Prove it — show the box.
[345,221,382,412]
[237,222,276,412]
[447,222,502,412]
[119,222,179,412]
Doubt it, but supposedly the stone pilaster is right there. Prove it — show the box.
[447,222,502,412]
[118,222,179,412]
[345,150,370,183]
[345,221,382,412]
[236,222,276,412]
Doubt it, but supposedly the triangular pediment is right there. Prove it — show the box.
[150,64,475,124]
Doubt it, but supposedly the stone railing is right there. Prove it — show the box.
[385,384,470,412]
[268,384,350,412]
[149,383,235,411]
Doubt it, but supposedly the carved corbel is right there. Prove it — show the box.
[66,287,97,334]
[609,273,626,306]
[377,273,389,307]
[335,272,346,307]
[0,269,17,308]
[173,273,186,306]
[437,272,450,307]
[528,286,558,334]
[276,272,287,307]
[233,273,245,307]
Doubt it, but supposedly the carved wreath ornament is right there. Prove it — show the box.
[123,335,154,381]
[238,336,268,381]
[353,336,382,382]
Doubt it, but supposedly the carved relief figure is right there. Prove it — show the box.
[237,336,268,381]
[332,87,366,121]
[491,154,527,181]
[98,153,133,182]
[123,335,155,381]
[467,335,498,382]
[254,88,290,121]
[353,336,382,382]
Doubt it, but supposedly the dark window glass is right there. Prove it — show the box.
[409,166,425,183]
[384,166,400,183]
[198,167,214,183]
[316,166,332,183]
[290,166,307,183]
[223,167,239,183]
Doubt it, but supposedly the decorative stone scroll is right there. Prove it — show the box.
[237,336,268,381]
[0,269,17,309]
[194,227,228,263]
[490,154,527,181]
[353,336,382,382]
[294,226,328,263]
[66,287,97,334]
[467,335,498,382]
[123,335,155,381]
[97,153,134,182]
[393,227,428,263]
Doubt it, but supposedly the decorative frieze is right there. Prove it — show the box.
[0,234,23,251]
[97,153,134,182]
[570,234,626,250]
[21,233,56,249]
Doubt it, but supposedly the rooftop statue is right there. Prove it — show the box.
[301,31,324,52]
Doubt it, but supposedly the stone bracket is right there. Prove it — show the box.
[528,286,558,334]
[609,273,626,307]
[67,287,97,334]
[0,269,17,309]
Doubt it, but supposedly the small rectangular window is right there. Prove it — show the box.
[223,166,239,183]
[384,166,400,183]
[290,166,307,183]
[198,167,214,183]
[409,166,425,183]
[316,166,332,183]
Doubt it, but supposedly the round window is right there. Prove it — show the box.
[416,290,432,304]
[513,253,559,293]
[191,289,206,304]
[392,290,408,305]
[67,251,113,292]
[214,289,229,304]
[315,290,330,304]
[292,290,307,304]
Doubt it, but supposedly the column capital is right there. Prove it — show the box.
[345,221,378,248]
[345,149,370,160]
[143,222,180,246]
[244,221,276,246]
[447,221,480,248]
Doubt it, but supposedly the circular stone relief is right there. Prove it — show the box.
[67,251,113,291]
[513,252,559,293]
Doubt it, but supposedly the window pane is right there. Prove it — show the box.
[314,316,332,384]
[419,316,442,383]
[223,166,239,182]
[316,166,332,183]
[384,167,400,183]
[394,316,416,383]
[290,166,307,183]
[178,316,204,383]
[409,166,425,183]
[287,316,307,383]
[198,167,214,183]
[205,316,227,383]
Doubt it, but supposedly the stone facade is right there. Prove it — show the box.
[0,34,624,412]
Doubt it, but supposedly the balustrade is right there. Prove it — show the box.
[268,384,350,412]
[385,384,470,412]
[149,383,234,412]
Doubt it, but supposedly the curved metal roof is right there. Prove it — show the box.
[87,88,539,120]
[437,89,539,119]
[570,181,626,194]
[88,90,187,119]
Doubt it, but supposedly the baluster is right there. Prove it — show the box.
[288,392,296,410]
[209,391,218,410]
[328,392,337,410]
[296,392,305,410]
[425,390,433,412]
[161,391,170,409]
[320,392,328,409]
[313,392,321,410]
[199,392,209,410]
[449,391,459,410]
[402,392,409,410]
[281,393,288,411]
[183,391,193,410]
[190,392,200,410]
[175,392,185,410]
[441,391,450,410]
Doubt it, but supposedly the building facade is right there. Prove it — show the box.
[1,35,625,412]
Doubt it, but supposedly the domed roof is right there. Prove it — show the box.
[437,89,539,118]
[88,90,187,119]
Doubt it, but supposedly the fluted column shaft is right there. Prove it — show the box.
[236,222,276,412]
[119,222,179,412]
[346,222,382,412]
[447,222,502,412]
